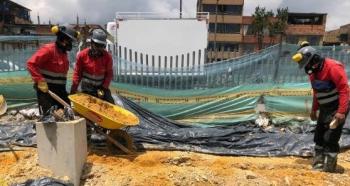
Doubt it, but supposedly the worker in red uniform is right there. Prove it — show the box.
[292,45,349,173]
[70,29,114,104]
[27,25,79,114]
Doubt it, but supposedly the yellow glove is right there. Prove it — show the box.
[38,81,48,93]
[97,89,104,98]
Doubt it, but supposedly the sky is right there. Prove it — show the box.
[13,0,350,31]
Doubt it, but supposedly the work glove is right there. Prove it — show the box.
[310,111,318,121]
[97,89,105,98]
[334,113,346,123]
[37,81,48,93]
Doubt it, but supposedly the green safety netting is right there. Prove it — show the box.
[1,36,349,126]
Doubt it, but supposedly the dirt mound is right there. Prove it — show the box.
[1,148,350,185]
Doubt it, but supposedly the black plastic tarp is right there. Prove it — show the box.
[122,97,350,157]
[14,177,69,186]
[1,97,350,156]
[0,122,36,152]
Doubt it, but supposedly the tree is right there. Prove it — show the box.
[267,7,288,45]
[251,6,274,50]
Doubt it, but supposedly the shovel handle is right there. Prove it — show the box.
[48,90,70,108]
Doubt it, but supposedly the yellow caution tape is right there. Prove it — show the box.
[114,87,313,104]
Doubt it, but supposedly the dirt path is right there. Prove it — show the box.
[1,148,350,186]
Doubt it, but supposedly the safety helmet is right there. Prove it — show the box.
[292,46,319,69]
[299,41,310,48]
[90,29,107,45]
[51,24,80,41]
[297,41,310,50]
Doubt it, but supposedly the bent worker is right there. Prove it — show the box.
[292,46,349,173]
[27,25,79,114]
[70,29,114,104]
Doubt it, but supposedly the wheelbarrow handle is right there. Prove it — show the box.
[48,90,71,108]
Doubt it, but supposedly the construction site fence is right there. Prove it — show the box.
[2,36,350,125]
[1,36,350,90]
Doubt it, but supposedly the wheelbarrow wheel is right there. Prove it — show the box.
[107,129,135,154]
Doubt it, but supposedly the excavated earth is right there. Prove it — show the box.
[1,147,350,185]
[1,113,350,185]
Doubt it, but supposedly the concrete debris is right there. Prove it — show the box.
[19,108,40,119]
[162,156,192,166]
[255,112,270,127]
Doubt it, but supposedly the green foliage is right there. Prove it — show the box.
[252,6,288,50]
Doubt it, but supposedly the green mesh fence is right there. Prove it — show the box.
[0,36,349,126]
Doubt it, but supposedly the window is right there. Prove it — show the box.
[202,4,243,15]
[209,23,241,34]
[288,15,324,25]
[286,35,299,44]
[307,36,322,45]
[208,42,239,51]
[241,44,255,53]
[202,4,216,13]
[339,34,348,42]
[222,5,243,15]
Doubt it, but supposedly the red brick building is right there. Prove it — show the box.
[242,12,327,52]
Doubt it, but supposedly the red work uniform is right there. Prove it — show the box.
[310,58,349,153]
[27,42,70,114]
[71,48,114,103]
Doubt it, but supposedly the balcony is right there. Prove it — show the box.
[201,0,244,5]
[209,33,242,42]
[207,50,242,61]
[209,15,242,24]
[286,25,326,35]
[242,35,279,44]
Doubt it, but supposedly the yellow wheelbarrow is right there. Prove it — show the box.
[68,93,139,154]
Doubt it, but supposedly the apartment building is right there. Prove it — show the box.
[197,0,327,61]
[0,0,32,34]
[197,0,244,62]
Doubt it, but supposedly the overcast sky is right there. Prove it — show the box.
[13,0,350,31]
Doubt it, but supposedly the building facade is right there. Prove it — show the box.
[324,24,350,46]
[197,0,244,62]
[285,13,327,46]
[0,0,32,34]
[197,0,327,62]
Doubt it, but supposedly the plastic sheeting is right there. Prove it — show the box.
[0,122,36,151]
[1,97,350,156]
[123,96,350,157]
[14,177,69,186]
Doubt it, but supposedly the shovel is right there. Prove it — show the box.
[47,90,75,120]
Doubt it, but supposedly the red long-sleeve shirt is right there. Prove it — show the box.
[71,48,113,91]
[27,43,69,83]
[310,58,349,114]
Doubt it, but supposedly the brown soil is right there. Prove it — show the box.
[72,94,137,124]
[1,148,350,186]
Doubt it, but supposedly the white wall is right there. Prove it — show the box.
[115,19,208,67]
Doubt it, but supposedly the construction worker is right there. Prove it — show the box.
[27,25,79,114]
[70,29,114,104]
[292,46,349,173]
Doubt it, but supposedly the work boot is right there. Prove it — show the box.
[312,146,325,170]
[323,152,337,173]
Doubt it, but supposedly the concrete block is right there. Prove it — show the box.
[36,118,87,186]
